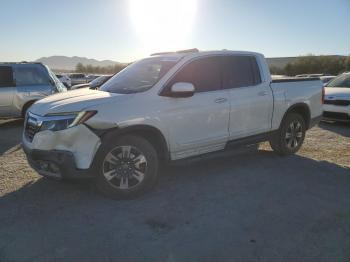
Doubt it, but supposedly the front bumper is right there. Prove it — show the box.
[23,117,101,169]
[22,142,95,179]
[323,104,350,122]
[22,117,101,179]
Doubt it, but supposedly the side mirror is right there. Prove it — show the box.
[170,82,195,98]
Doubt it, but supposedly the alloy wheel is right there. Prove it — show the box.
[102,145,147,189]
[285,120,303,149]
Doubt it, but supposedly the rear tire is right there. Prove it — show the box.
[269,113,306,156]
[94,135,159,199]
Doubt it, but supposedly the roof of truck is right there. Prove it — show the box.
[150,48,263,58]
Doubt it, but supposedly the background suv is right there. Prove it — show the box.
[0,62,66,118]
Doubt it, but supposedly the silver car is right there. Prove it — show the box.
[0,62,67,118]
[68,73,88,86]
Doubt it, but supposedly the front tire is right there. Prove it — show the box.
[95,135,159,199]
[269,113,306,156]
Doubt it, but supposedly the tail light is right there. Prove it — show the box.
[322,86,325,104]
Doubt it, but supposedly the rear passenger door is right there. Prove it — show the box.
[222,56,273,139]
[0,66,16,117]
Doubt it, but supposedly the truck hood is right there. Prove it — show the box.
[29,89,124,116]
[325,87,350,99]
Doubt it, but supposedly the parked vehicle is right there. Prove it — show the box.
[296,74,324,78]
[295,74,335,86]
[86,74,100,83]
[22,50,323,199]
[70,75,112,90]
[271,75,288,79]
[323,72,350,122]
[0,62,67,118]
[56,74,72,88]
[68,73,87,85]
[319,75,336,86]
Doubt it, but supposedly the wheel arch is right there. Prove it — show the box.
[100,125,170,162]
[281,103,311,129]
[21,100,37,118]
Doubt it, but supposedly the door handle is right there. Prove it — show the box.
[214,97,228,103]
[258,91,268,96]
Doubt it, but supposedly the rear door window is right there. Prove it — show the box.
[14,66,49,86]
[167,56,222,93]
[0,66,14,87]
[222,56,261,89]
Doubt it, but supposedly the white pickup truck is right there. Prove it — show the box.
[22,49,324,199]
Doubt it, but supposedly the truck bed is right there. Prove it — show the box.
[269,77,323,130]
[271,77,320,83]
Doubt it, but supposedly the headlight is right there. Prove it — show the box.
[40,111,97,132]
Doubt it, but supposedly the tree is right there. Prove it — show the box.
[270,55,350,76]
[74,63,129,74]
[75,63,84,73]
[269,65,284,75]
[345,56,350,72]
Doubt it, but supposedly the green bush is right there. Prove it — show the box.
[270,55,350,76]
[75,63,129,74]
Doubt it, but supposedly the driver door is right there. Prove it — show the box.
[160,56,230,159]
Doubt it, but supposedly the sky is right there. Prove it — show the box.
[0,0,349,62]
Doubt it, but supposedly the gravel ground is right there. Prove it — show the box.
[0,119,349,262]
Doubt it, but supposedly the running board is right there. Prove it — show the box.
[225,131,276,149]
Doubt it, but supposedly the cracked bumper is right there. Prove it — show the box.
[22,124,101,179]
[22,143,95,179]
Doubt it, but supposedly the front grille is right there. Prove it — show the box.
[25,114,41,142]
[324,100,350,106]
[323,111,350,121]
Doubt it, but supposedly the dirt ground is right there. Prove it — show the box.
[0,119,349,262]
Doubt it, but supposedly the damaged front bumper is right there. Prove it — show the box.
[22,144,95,179]
[22,119,102,179]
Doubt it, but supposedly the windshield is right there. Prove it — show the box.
[100,56,180,94]
[327,74,350,88]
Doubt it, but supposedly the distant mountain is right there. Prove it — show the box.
[36,56,122,70]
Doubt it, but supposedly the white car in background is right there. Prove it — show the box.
[320,75,336,86]
[296,74,324,78]
[86,74,100,82]
[56,74,71,88]
[323,72,350,122]
[70,75,112,90]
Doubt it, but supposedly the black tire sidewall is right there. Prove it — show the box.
[94,135,159,199]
